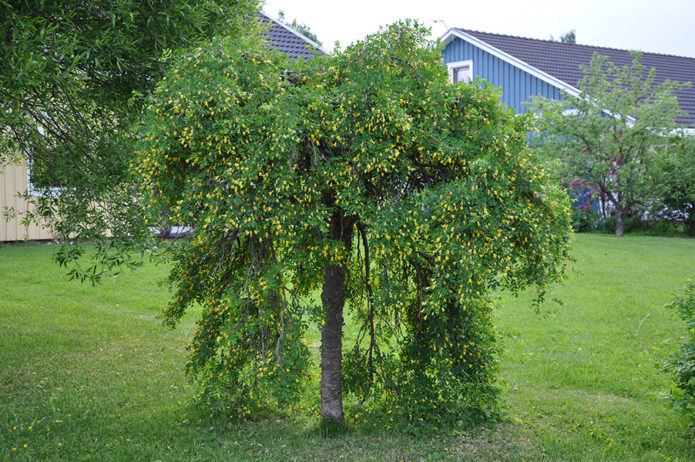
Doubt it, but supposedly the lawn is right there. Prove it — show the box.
[1,234,694,461]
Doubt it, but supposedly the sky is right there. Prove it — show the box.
[261,0,695,58]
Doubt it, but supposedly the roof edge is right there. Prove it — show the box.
[454,28,695,61]
[260,11,330,56]
[440,28,580,97]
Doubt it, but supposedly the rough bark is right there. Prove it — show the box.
[320,210,354,425]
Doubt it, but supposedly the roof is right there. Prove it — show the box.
[259,13,325,60]
[446,28,695,127]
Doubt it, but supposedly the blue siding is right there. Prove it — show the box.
[443,38,562,114]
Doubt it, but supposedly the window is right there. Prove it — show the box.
[447,60,473,84]
[26,158,63,197]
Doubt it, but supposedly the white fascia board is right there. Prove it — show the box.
[563,107,636,125]
[261,11,330,56]
[440,29,581,97]
[440,29,642,124]
[672,127,695,136]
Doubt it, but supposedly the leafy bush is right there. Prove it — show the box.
[595,216,638,234]
[664,281,695,421]
[571,208,600,233]
[571,210,686,237]
[570,210,636,234]
[632,219,684,237]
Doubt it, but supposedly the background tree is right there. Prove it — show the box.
[137,22,572,426]
[560,30,576,44]
[655,135,695,235]
[277,9,323,46]
[530,52,691,237]
[0,0,259,276]
[551,30,576,44]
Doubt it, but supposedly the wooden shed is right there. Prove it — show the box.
[1,160,54,241]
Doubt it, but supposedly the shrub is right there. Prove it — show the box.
[571,208,600,233]
[664,281,695,422]
[633,219,684,237]
[595,216,638,234]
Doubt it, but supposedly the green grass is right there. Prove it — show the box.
[1,234,694,461]
[495,235,695,460]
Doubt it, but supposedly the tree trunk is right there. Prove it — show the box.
[685,206,695,237]
[320,211,354,425]
[615,209,625,237]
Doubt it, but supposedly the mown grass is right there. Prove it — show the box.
[1,234,694,461]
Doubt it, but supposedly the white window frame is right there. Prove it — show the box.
[447,60,474,84]
[26,157,63,197]
[25,124,64,197]
[26,163,37,196]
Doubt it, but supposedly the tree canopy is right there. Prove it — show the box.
[551,30,576,44]
[0,0,259,268]
[530,52,693,237]
[276,9,323,47]
[137,22,572,426]
[657,135,695,235]
[560,30,576,44]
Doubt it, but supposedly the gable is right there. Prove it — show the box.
[442,33,563,115]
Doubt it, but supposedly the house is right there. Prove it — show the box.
[440,28,695,128]
[0,12,324,242]
[258,12,326,60]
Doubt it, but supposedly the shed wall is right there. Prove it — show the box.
[0,161,53,241]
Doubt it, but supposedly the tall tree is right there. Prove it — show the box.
[0,0,259,272]
[531,52,691,237]
[137,22,572,426]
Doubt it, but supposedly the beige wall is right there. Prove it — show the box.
[0,161,54,241]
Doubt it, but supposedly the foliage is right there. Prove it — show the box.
[654,135,695,236]
[560,30,577,44]
[0,0,260,279]
[530,52,693,237]
[277,9,323,47]
[571,208,600,233]
[136,22,572,425]
[664,281,695,422]
[570,208,690,236]
[551,30,576,44]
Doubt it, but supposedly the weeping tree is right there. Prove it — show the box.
[137,22,572,426]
